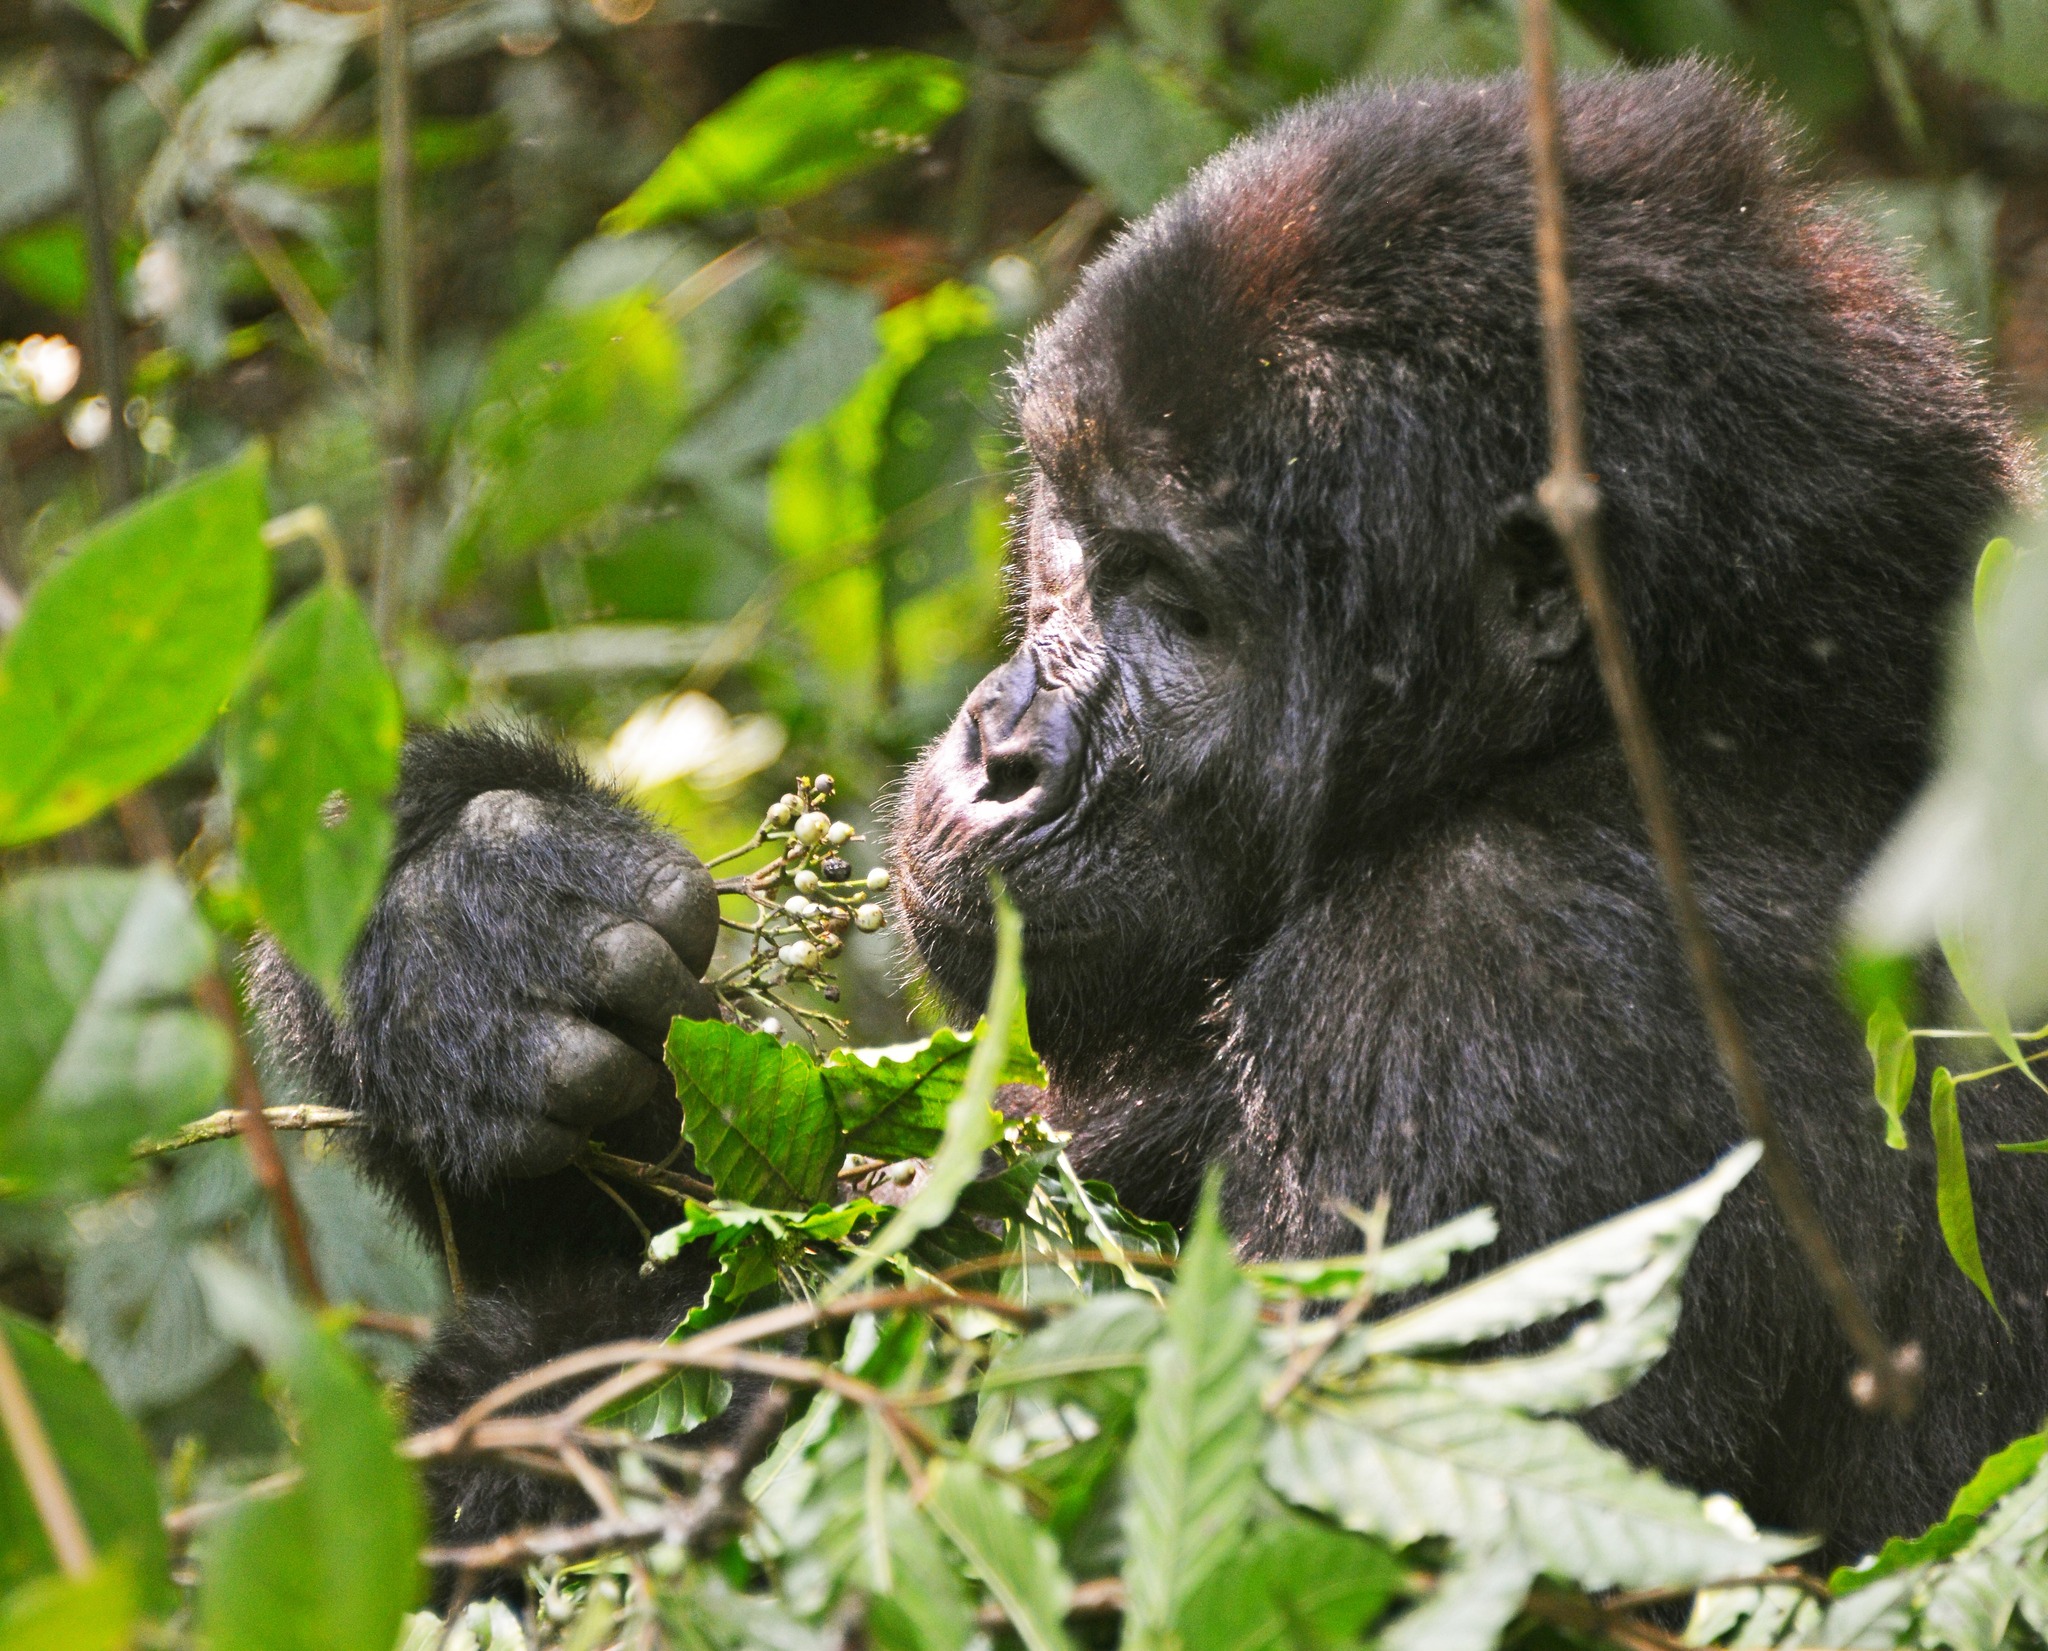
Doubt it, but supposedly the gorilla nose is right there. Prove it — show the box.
[964,652,1076,819]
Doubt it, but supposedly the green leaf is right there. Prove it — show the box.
[62,0,148,55]
[1121,1176,1265,1649]
[1974,535,2016,645]
[195,1255,423,1651]
[454,293,686,566]
[831,889,1020,1294]
[1034,40,1235,216]
[1931,1066,2002,1319]
[825,1015,1044,1162]
[0,447,269,845]
[668,1017,839,1207]
[1942,928,2046,1094]
[0,1556,141,1651]
[1178,1508,1402,1651]
[224,581,402,998]
[1265,1380,1806,1590]
[864,1493,976,1651]
[1832,1430,2048,1593]
[1865,1001,1916,1150]
[923,1459,1074,1651]
[0,868,229,1199]
[1381,1548,1535,1651]
[0,1313,170,1613]
[604,51,966,232]
[1251,1206,1498,1301]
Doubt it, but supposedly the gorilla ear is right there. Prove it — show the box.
[1484,497,1585,664]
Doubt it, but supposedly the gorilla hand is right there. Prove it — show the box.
[251,729,721,1201]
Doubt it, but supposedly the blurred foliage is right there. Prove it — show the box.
[0,0,2045,1643]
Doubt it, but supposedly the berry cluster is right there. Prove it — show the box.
[704,773,891,1041]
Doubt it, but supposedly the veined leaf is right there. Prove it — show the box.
[1121,1177,1265,1649]
[195,1255,422,1651]
[604,51,966,231]
[0,446,269,845]
[1834,1430,2048,1593]
[830,890,1021,1294]
[1034,40,1234,216]
[1930,1067,2002,1318]
[1381,1548,1534,1651]
[0,1314,170,1613]
[1360,1143,1760,1363]
[224,580,402,999]
[0,868,229,1199]
[825,1015,1044,1161]
[1178,1507,1402,1651]
[923,1459,1074,1651]
[1265,1379,1806,1589]
[1251,1206,1498,1301]
[668,1018,839,1208]
[1866,1001,1916,1149]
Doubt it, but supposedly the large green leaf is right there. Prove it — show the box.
[1034,40,1234,216]
[1930,1067,2001,1317]
[668,1017,840,1208]
[1120,1179,1265,1649]
[0,446,269,845]
[195,1256,422,1651]
[923,1459,1074,1651]
[1177,1507,1402,1651]
[0,868,228,1198]
[1835,1430,2048,1594]
[0,1313,170,1613]
[1265,1379,1805,1590]
[224,580,402,998]
[604,51,966,232]
[454,293,686,566]
[0,1556,141,1651]
[825,1015,1044,1163]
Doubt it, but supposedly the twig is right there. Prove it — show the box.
[52,16,133,507]
[164,1467,299,1537]
[421,1508,685,1570]
[977,1576,1125,1630]
[132,1102,359,1157]
[194,974,327,1306]
[683,1382,790,1558]
[1263,1190,1388,1410]
[219,198,373,383]
[579,1144,714,1203]
[374,0,419,646]
[1519,0,1914,1416]
[0,1324,94,1576]
[263,505,353,587]
[428,1169,466,1304]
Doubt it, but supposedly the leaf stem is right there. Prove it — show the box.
[374,0,419,646]
[0,1324,94,1577]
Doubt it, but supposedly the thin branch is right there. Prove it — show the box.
[1519,0,1914,1416]
[53,18,133,507]
[0,1324,94,1576]
[193,974,327,1306]
[373,0,419,646]
[428,1169,466,1304]
[219,198,373,384]
[682,1382,790,1559]
[1263,1190,1388,1410]
[132,1102,359,1158]
[579,1144,714,1203]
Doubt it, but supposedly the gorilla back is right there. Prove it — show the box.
[892,63,2039,1553]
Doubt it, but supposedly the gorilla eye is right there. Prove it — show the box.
[1097,536,1212,641]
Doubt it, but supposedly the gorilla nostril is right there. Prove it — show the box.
[981,751,1040,805]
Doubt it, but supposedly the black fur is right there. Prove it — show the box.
[256,65,2044,1565]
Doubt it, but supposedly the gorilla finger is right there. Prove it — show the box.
[642,854,719,977]
[535,1014,667,1135]
[586,920,695,1044]
[495,1115,588,1180]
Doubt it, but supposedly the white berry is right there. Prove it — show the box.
[779,940,821,970]
[794,811,830,845]
[765,801,794,829]
[826,820,856,845]
[784,895,815,918]
[866,868,891,891]
[792,869,820,894]
[855,904,886,932]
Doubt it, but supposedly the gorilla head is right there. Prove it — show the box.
[894,62,2016,1163]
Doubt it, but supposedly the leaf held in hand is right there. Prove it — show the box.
[669,1017,840,1208]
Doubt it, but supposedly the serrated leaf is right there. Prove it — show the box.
[1361,1143,1760,1366]
[831,890,1020,1293]
[668,1018,839,1208]
[0,868,229,1199]
[454,293,685,567]
[1178,1507,1402,1651]
[1265,1379,1806,1590]
[604,51,966,232]
[1930,1066,2002,1318]
[224,581,402,998]
[1381,1548,1533,1651]
[825,1014,1042,1163]
[923,1459,1074,1651]
[0,446,269,845]
[1121,1177,1264,1648]
[1251,1206,1498,1300]
[0,1313,171,1614]
[1865,1001,1916,1150]
[195,1255,422,1651]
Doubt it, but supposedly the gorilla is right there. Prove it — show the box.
[256,62,2046,1563]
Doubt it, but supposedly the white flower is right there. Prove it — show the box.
[601,691,785,796]
[14,335,79,404]
[65,396,112,450]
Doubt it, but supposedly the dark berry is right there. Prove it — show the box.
[821,855,852,882]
